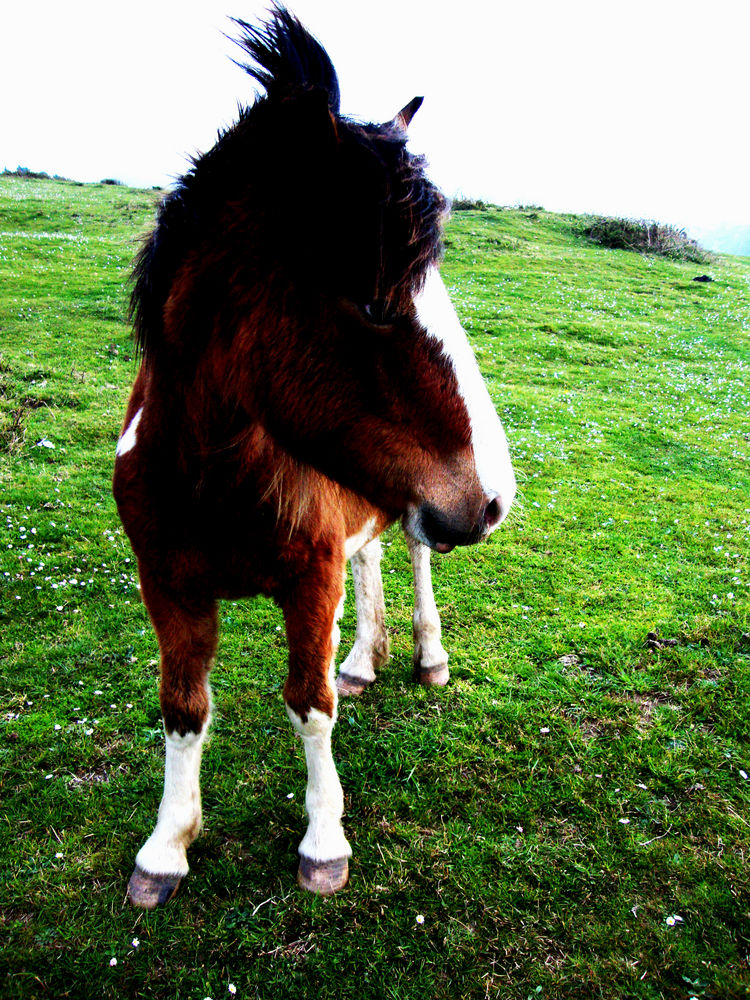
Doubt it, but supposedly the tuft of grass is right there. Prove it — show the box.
[451,197,490,211]
[1,178,749,999]
[576,215,711,263]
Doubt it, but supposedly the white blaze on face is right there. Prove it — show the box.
[414,267,516,525]
[116,407,143,458]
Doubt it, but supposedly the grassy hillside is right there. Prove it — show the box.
[1,175,749,999]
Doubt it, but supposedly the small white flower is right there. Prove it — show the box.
[228,986,237,996]
[131,937,140,948]
[415,914,425,924]
[45,774,53,780]
[539,727,550,734]
[54,724,61,731]
[286,792,294,799]
[109,957,118,966]
[55,852,64,859]
[665,914,683,927]
[618,818,630,825]
[740,770,748,780]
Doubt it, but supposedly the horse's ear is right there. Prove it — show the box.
[393,96,424,132]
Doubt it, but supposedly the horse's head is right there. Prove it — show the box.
[229,10,515,550]
[134,9,515,550]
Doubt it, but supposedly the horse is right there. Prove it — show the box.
[113,6,516,906]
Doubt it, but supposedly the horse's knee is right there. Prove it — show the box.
[160,679,211,737]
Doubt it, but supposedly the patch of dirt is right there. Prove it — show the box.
[622,691,680,731]
[68,763,126,787]
[261,936,316,962]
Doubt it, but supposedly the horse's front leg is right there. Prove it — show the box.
[127,570,218,909]
[282,558,351,895]
[404,531,450,686]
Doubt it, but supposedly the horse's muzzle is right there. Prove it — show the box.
[405,494,504,553]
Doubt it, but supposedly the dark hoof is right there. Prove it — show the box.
[416,662,450,687]
[127,865,183,909]
[336,672,371,697]
[297,855,349,895]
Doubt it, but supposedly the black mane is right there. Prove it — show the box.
[131,7,445,361]
[230,5,340,114]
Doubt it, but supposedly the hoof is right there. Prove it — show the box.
[127,865,183,909]
[297,855,349,895]
[336,672,371,697]
[416,662,450,687]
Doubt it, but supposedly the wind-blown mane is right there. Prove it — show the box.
[231,6,341,112]
[130,7,446,361]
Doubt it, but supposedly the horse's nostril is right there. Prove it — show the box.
[483,495,502,530]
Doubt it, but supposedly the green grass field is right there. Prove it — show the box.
[1,175,749,999]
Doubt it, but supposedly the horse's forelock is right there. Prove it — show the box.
[338,121,447,312]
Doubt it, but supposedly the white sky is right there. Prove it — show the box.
[2,0,748,232]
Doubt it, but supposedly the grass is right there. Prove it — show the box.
[1,176,749,999]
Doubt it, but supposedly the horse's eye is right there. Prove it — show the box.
[364,301,392,326]
[338,297,396,333]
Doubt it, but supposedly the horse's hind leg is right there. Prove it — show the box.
[127,570,218,909]
[337,537,389,696]
[404,532,450,686]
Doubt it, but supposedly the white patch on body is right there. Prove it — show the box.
[414,267,516,524]
[405,533,448,669]
[116,407,143,458]
[330,585,346,665]
[135,716,210,877]
[286,705,351,863]
[344,516,377,560]
[339,537,389,684]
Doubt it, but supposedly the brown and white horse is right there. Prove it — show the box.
[114,7,515,906]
